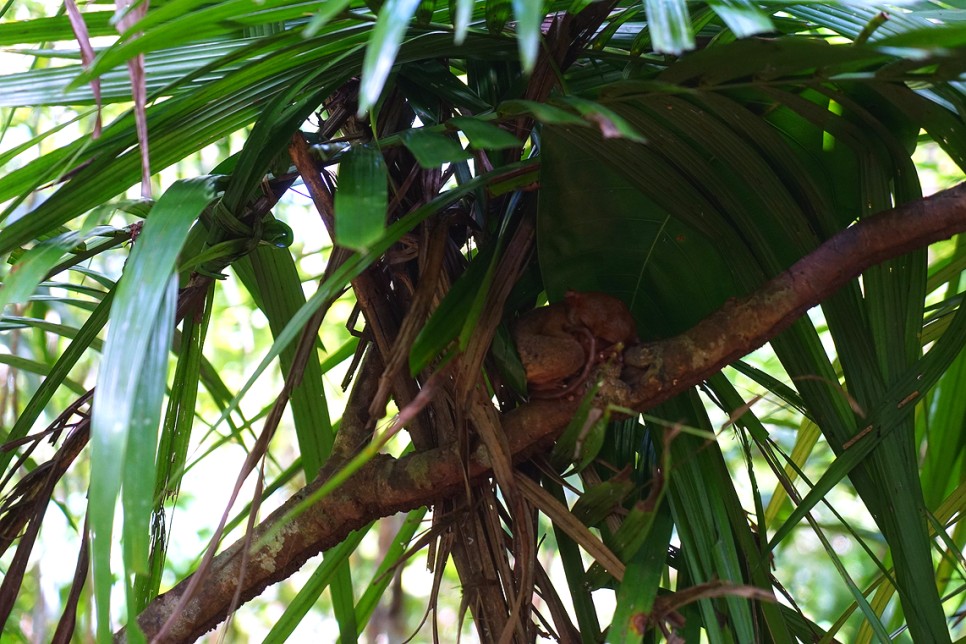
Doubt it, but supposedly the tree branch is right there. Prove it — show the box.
[132,182,966,641]
[621,182,966,412]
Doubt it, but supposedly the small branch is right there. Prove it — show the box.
[131,182,966,641]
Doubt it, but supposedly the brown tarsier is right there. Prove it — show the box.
[512,291,638,398]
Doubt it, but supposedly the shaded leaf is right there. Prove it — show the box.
[335,144,388,252]
[359,0,423,111]
[400,128,472,167]
[450,115,521,149]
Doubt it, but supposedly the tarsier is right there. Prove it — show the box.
[512,291,638,398]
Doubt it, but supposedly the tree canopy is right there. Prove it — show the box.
[1,0,966,641]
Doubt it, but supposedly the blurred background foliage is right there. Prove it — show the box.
[0,0,965,642]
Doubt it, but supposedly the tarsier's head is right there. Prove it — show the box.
[563,290,638,345]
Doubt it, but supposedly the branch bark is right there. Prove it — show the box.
[132,182,966,641]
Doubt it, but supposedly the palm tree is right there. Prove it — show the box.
[1,0,965,641]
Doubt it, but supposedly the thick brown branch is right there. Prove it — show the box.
[620,182,966,411]
[132,399,566,641]
[132,182,966,641]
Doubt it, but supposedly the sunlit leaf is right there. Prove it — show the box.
[451,0,473,43]
[707,0,773,38]
[88,176,218,639]
[359,0,422,111]
[511,0,543,73]
[644,0,695,55]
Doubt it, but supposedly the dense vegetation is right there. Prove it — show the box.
[2,0,966,641]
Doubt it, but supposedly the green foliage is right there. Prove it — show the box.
[1,0,965,642]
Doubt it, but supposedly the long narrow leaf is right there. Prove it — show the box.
[88,176,218,639]
[359,0,422,111]
[334,144,388,252]
[644,0,695,55]
[511,0,543,73]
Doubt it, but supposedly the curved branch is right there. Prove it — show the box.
[132,398,571,641]
[621,182,966,412]
[132,182,966,641]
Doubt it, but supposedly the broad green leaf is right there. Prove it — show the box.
[499,99,585,125]
[1,237,81,310]
[558,96,647,143]
[539,125,736,336]
[707,0,773,38]
[0,11,115,46]
[875,23,966,49]
[335,144,388,252]
[787,3,935,42]
[0,355,86,394]
[0,40,251,107]
[658,38,882,86]
[236,248,334,467]
[400,128,472,167]
[122,276,176,643]
[88,176,218,639]
[450,115,520,149]
[79,1,328,80]
[544,477,602,639]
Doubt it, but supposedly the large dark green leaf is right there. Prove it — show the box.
[539,125,736,336]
